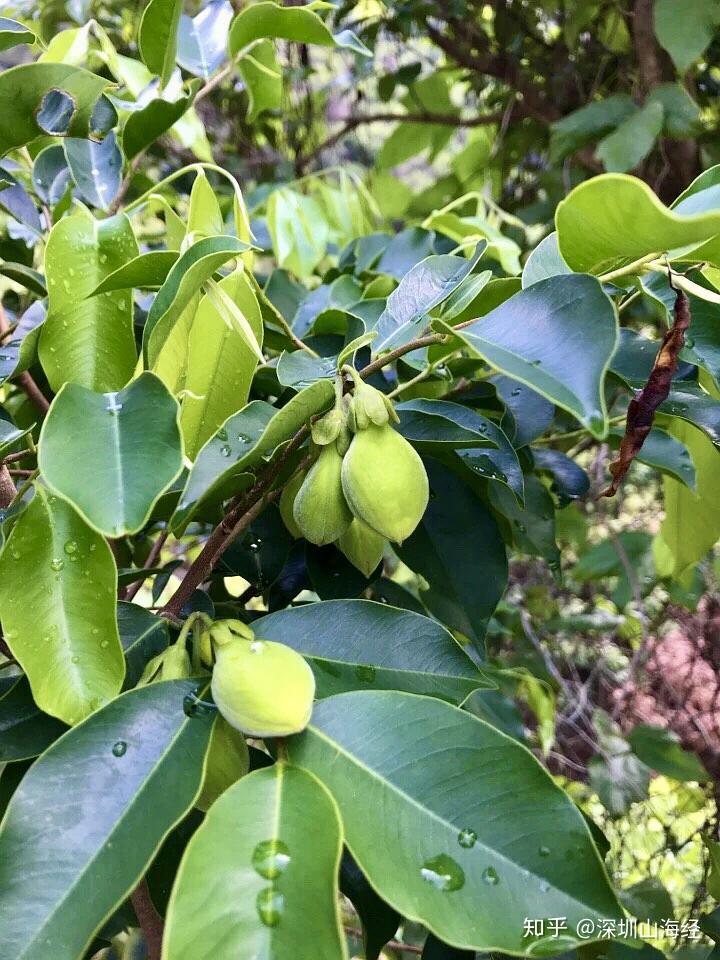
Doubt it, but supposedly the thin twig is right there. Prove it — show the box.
[1,449,34,464]
[124,529,171,602]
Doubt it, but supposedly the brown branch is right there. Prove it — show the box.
[0,305,51,414]
[130,878,164,960]
[631,0,663,96]
[602,286,690,497]
[124,528,170,602]
[298,110,504,169]
[0,465,16,509]
[1,448,33,464]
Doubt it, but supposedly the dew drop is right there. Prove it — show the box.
[256,887,284,927]
[457,828,477,849]
[112,740,127,757]
[252,839,291,880]
[71,655,80,664]
[216,428,228,442]
[100,639,109,648]
[63,540,78,557]
[237,432,252,443]
[482,866,499,885]
[510,387,522,397]
[420,855,465,892]
[50,557,64,572]
[538,845,551,857]
[220,444,232,457]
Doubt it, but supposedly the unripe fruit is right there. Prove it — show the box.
[293,443,352,545]
[211,632,315,738]
[279,468,305,539]
[196,716,249,812]
[338,518,385,577]
[341,423,429,543]
[139,638,191,684]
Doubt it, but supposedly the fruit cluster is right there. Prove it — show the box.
[281,370,429,575]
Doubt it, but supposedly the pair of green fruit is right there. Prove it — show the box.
[281,373,429,575]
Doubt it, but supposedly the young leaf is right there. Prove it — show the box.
[0,486,124,725]
[288,691,624,954]
[163,764,348,960]
[181,269,264,459]
[177,0,233,78]
[0,680,214,960]
[39,206,139,392]
[39,373,183,537]
[228,1,370,56]
[253,599,491,702]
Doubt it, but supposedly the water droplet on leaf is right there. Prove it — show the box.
[252,839,291,880]
[482,866,499,885]
[112,740,127,757]
[256,888,284,927]
[420,855,465,892]
[457,828,477,849]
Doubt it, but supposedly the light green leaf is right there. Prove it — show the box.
[627,724,708,782]
[289,691,623,954]
[39,373,183,538]
[253,599,491,702]
[177,0,233,78]
[445,274,617,436]
[556,173,720,274]
[228,1,370,56]
[267,188,329,279]
[706,839,720,901]
[655,0,719,71]
[143,235,252,367]
[0,63,108,155]
[39,206,139,392]
[238,39,282,120]
[122,81,200,159]
[138,0,183,87]
[549,94,637,162]
[0,680,213,960]
[181,268,264,460]
[171,380,334,533]
[521,232,571,287]
[0,486,124,725]
[654,419,720,577]
[163,764,347,960]
[596,101,664,173]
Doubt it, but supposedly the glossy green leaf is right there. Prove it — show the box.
[32,143,71,206]
[143,235,252,366]
[655,0,718,71]
[267,188,329,279]
[0,17,36,52]
[90,250,179,294]
[609,426,696,490]
[289,691,623,954]
[627,724,708,782]
[0,262,46,296]
[396,460,507,651]
[180,268,264,459]
[0,677,67,762]
[254,599,490,702]
[549,94,637,162]
[39,206,139,392]
[138,0,182,87]
[654,420,720,577]
[0,680,213,960]
[0,486,124,725]
[39,373,183,537]
[659,384,720,445]
[171,379,335,533]
[123,82,200,159]
[556,173,720,274]
[446,274,617,437]
[0,63,108,155]
[521,232,571,287]
[164,763,347,960]
[63,132,122,210]
[0,302,46,383]
[118,601,170,688]
[228,1,370,56]
[239,39,282,120]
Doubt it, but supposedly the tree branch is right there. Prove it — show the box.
[130,878,164,960]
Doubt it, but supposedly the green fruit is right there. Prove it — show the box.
[195,715,249,812]
[279,468,305,539]
[338,518,385,577]
[293,443,352,545]
[341,423,428,543]
[211,633,316,737]
[138,638,191,684]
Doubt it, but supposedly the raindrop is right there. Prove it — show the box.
[256,888,284,927]
[112,740,127,757]
[71,655,80,664]
[237,432,252,443]
[482,866,499,886]
[248,541,260,551]
[511,388,522,397]
[514,522,526,533]
[100,640,109,648]
[252,839,291,880]
[420,855,465,892]
[538,845,551,857]
[217,428,228,442]
[220,444,232,458]
[50,557,64,572]
[457,828,477,849]
[63,540,78,557]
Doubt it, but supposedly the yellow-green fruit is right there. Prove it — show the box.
[196,716,249,812]
[211,636,315,737]
[293,443,352,545]
[341,424,428,543]
[338,518,385,577]
[279,469,305,539]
